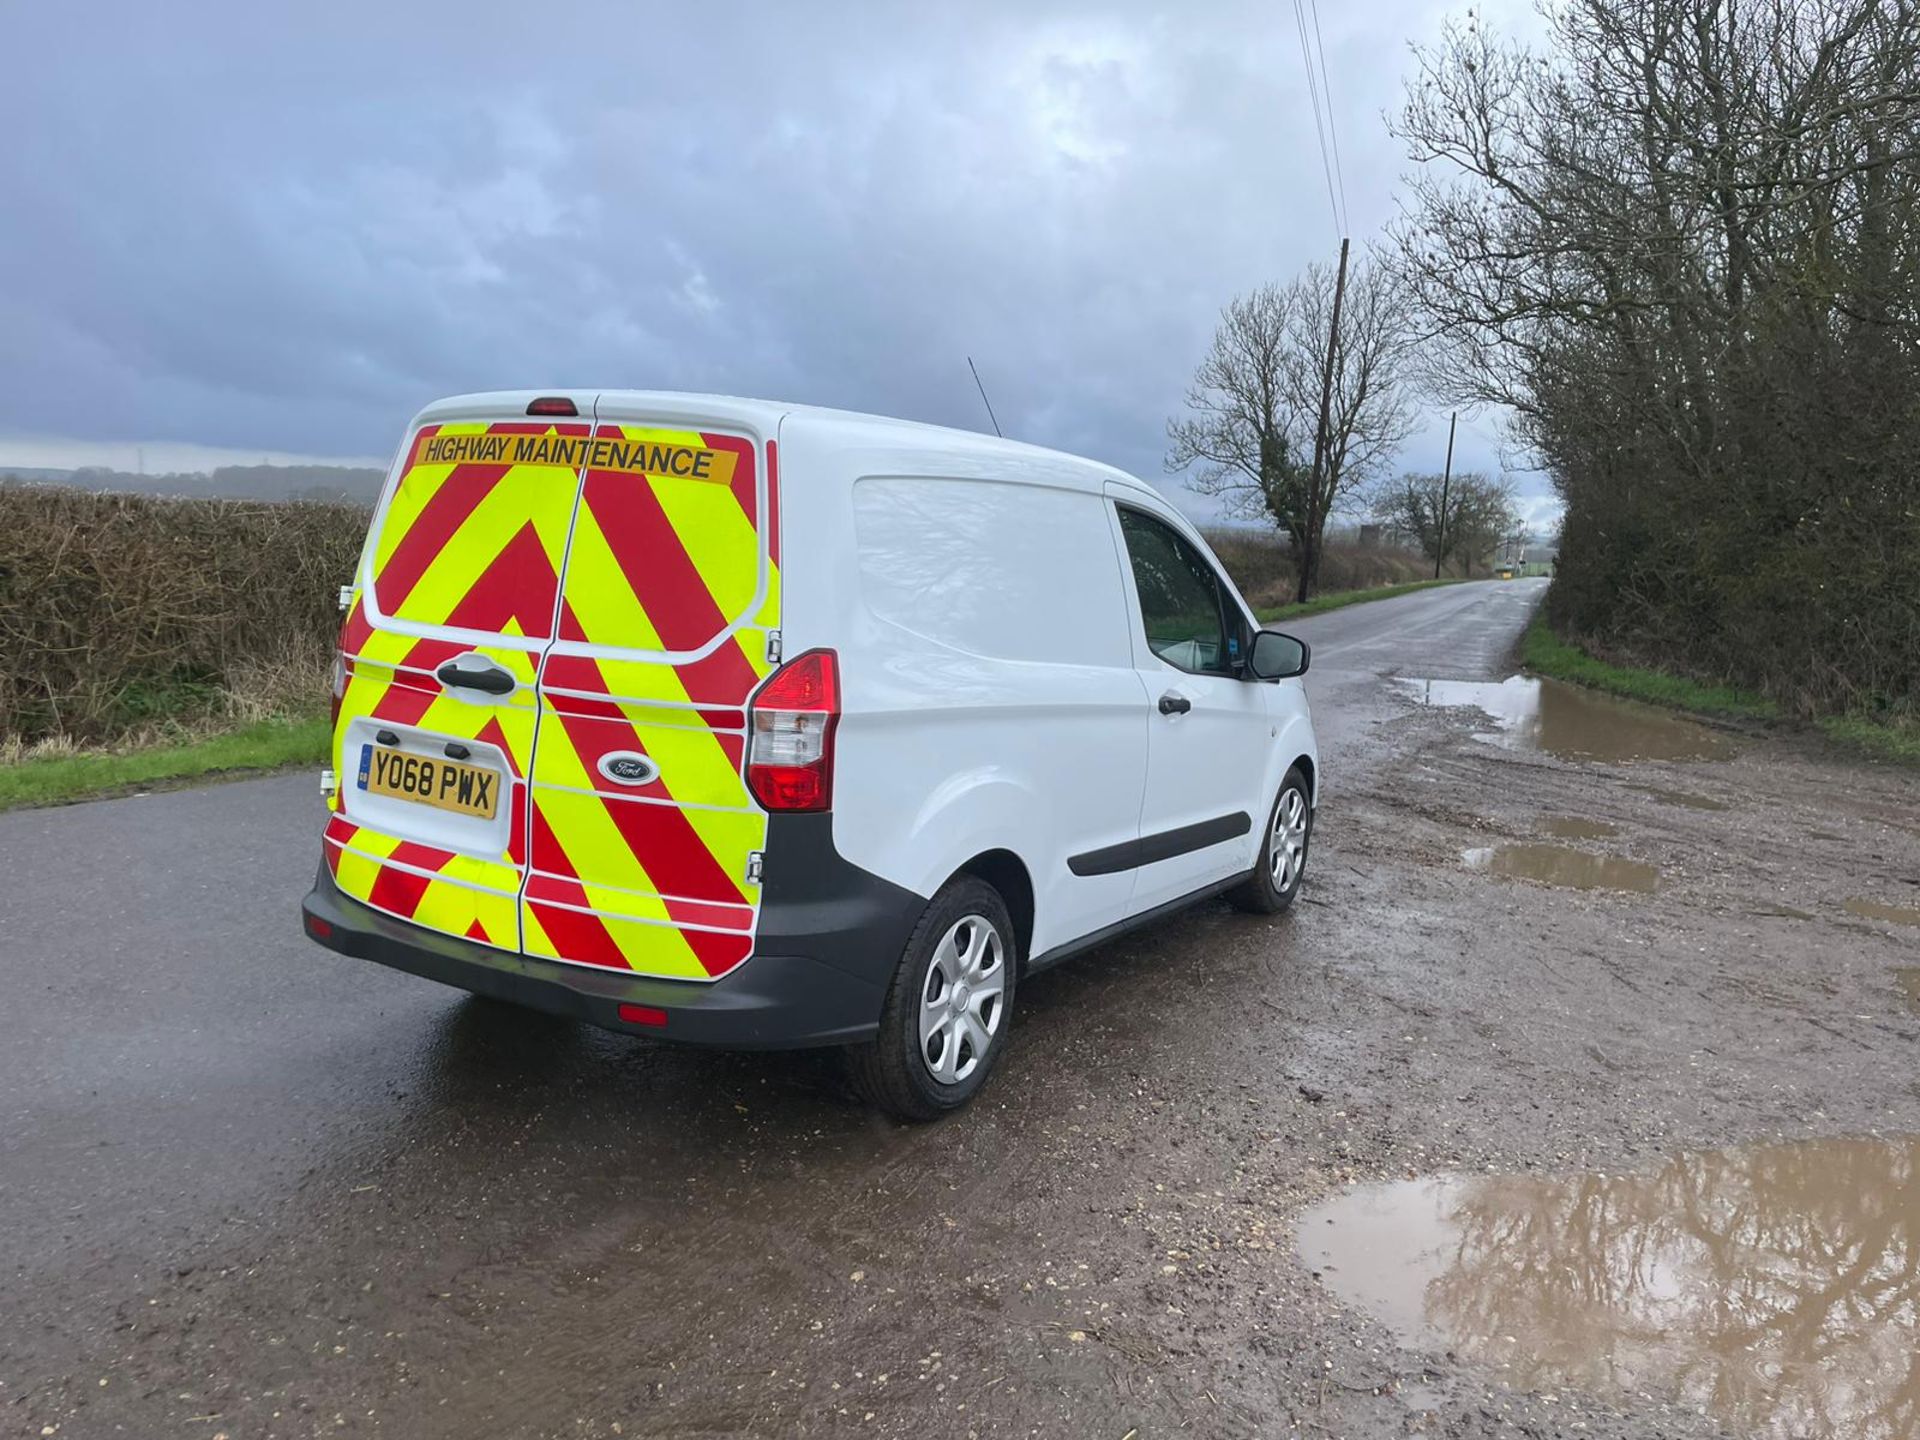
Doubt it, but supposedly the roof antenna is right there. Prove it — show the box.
[967,356,1003,438]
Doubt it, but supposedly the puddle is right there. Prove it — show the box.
[1396,675,1734,762]
[1537,815,1619,840]
[1630,784,1732,811]
[1301,1136,1920,1439]
[1848,898,1920,928]
[1897,968,1920,1011]
[1463,843,1661,893]
[1749,903,1815,921]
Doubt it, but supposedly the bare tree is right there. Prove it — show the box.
[1447,476,1521,578]
[1373,470,1518,576]
[1169,257,1415,601]
[1390,0,1920,716]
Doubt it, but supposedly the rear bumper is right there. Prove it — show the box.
[301,868,890,1049]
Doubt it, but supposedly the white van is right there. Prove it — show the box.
[302,392,1318,1118]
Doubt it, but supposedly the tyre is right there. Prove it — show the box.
[1228,766,1312,915]
[847,876,1017,1121]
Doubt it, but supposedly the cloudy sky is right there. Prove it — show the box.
[1,0,1553,527]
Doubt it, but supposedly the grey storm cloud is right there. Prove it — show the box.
[1,0,1541,516]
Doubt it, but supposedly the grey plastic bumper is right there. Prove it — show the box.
[301,867,894,1050]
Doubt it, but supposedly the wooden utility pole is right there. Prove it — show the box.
[1300,235,1351,604]
[1434,410,1457,580]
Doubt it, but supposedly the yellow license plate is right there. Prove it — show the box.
[357,744,500,819]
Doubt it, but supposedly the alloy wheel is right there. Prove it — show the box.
[917,914,1006,1085]
[1270,787,1309,891]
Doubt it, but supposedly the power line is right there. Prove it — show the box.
[1289,0,1342,239]
[1307,0,1349,233]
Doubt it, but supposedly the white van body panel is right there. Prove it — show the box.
[760,401,1317,962]
[775,414,1159,957]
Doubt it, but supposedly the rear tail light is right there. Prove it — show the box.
[746,649,839,812]
[329,650,347,728]
[526,395,578,416]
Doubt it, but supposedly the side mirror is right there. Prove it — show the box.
[1247,629,1310,681]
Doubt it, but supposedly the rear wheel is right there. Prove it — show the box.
[1228,766,1312,914]
[847,876,1016,1121]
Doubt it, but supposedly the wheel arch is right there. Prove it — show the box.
[1291,752,1316,805]
[946,848,1036,971]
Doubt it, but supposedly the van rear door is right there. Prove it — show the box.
[523,409,779,981]
[326,408,591,949]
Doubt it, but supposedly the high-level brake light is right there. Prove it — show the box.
[526,396,578,417]
[746,649,839,812]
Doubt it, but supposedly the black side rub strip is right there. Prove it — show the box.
[1067,811,1252,877]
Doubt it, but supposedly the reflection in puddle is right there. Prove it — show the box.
[1397,676,1734,762]
[1538,815,1620,840]
[1301,1137,1920,1439]
[1631,784,1733,811]
[1849,898,1920,928]
[1463,843,1661,893]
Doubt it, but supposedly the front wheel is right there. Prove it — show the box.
[847,876,1017,1121]
[1228,766,1312,914]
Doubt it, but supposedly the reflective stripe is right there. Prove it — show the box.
[525,424,776,980]
[326,415,778,979]
[329,419,582,952]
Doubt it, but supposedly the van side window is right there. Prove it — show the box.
[1116,507,1238,676]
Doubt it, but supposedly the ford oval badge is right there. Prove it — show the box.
[597,752,660,787]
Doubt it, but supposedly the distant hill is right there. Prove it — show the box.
[0,463,384,505]
[0,466,83,483]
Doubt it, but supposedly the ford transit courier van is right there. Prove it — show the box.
[301,391,1318,1119]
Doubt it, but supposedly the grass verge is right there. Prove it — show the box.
[1256,576,1469,624]
[1523,611,1920,766]
[0,716,329,812]
[1520,614,1780,721]
[1817,712,1920,766]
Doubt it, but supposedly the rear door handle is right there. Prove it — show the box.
[436,659,516,695]
[1157,692,1192,716]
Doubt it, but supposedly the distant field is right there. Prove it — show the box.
[1255,577,1467,624]
[1204,527,1480,609]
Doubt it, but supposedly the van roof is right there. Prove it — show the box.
[413,389,1165,504]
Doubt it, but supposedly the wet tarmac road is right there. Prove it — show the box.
[0,581,1541,1273]
[8,576,1920,1439]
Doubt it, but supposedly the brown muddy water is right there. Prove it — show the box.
[1463,842,1662,893]
[1849,897,1920,928]
[1397,675,1734,763]
[1631,784,1734,811]
[1538,815,1621,840]
[1301,1136,1920,1439]
[1897,968,1920,1011]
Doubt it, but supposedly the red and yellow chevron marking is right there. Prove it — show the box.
[329,419,587,951]
[524,424,778,980]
